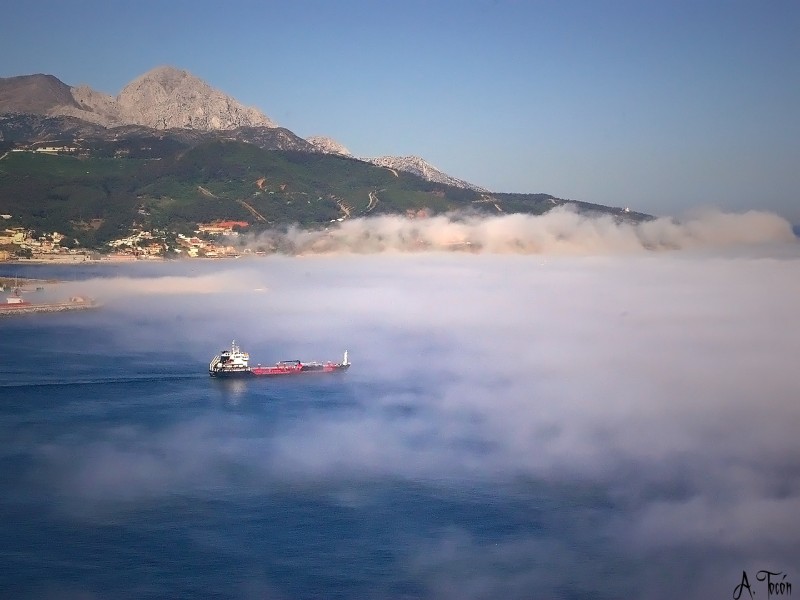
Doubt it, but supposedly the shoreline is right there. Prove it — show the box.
[0,256,168,265]
[1,276,56,286]
[0,300,99,317]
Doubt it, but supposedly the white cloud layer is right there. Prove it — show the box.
[9,212,799,599]
[238,207,796,255]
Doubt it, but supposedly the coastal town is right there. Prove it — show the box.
[0,219,251,262]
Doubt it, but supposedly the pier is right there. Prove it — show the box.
[0,299,98,317]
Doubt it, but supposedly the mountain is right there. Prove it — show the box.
[0,68,488,190]
[305,136,487,191]
[0,66,649,250]
[306,136,352,156]
[0,66,276,131]
[0,74,80,115]
[362,155,488,192]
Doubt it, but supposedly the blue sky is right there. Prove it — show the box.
[1,0,799,220]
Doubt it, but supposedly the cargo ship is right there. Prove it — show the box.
[209,341,350,378]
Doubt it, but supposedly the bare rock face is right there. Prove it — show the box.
[114,66,276,130]
[1,66,277,131]
[68,85,122,126]
[363,155,487,192]
[306,135,352,156]
[0,74,81,115]
[305,135,485,191]
[1,68,487,192]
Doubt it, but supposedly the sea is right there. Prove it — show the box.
[1,255,798,600]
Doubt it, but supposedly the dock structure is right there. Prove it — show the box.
[0,299,98,317]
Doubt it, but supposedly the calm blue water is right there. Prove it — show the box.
[3,258,796,599]
[0,263,632,600]
[0,316,626,600]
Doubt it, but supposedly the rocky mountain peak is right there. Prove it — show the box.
[306,136,352,156]
[363,155,487,192]
[0,74,79,114]
[1,67,486,192]
[126,65,190,95]
[304,138,485,191]
[115,65,276,131]
[1,66,277,132]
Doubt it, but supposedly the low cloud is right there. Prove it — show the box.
[236,207,796,255]
[10,235,800,599]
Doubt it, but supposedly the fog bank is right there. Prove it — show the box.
[7,244,799,599]
[239,207,796,255]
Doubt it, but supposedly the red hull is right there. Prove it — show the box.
[209,343,350,378]
[250,363,350,376]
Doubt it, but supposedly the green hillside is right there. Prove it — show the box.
[0,140,644,249]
